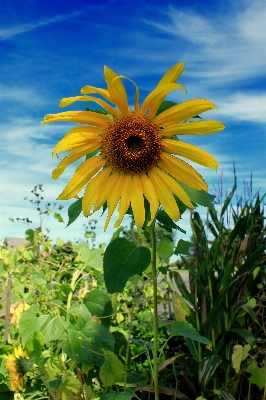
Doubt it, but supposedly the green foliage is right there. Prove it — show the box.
[103,238,151,293]
[1,183,265,399]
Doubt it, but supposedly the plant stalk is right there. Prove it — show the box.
[151,224,159,400]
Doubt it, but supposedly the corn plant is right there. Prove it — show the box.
[171,186,266,399]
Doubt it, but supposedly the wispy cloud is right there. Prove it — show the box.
[0,85,48,107]
[0,8,89,41]
[144,0,266,82]
[217,93,266,124]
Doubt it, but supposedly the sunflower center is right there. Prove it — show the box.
[126,136,144,153]
[101,115,162,174]
[16,357,29,375]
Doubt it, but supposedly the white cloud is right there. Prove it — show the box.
[0,8,91,41]
[144,0,266,83]
[216,93,266,124]
[236,0,266,42]
[0,85,48,107]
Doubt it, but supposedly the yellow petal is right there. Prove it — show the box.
[63,126,102,138]
[53,132,100,154]
[94,172,119,211]
[139,173,159,224]
[52,143,100,180]
[114,75,140,112]
[156,62,185,86]
[54,132,100,153]
[163,139,218,169]
[158,152,208,191]
[103,173,125,231]
[80,85,112,102]
[141,83,186,119]
[152,168,194,209]
[104,66,129,115]
[114,174,132,227]
[148,169,180,221]
[59,95,120,118]
[154,99,216,127]
[161,120,225,136]
[57,156,105,199]
[130,175,145,228]
[41,111,110,127]
[82,167,112,216]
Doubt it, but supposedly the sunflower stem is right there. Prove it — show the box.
[151,223,159,400]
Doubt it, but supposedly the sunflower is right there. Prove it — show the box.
[5,346,29,392]
[42,63,224,230]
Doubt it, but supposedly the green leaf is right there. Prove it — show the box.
[53,283,72,300]
[24,331,44,363]
[40,355,67,380]
[25,228,35,243]
[48,375,63,391]
[185,338,200,359]
[128,338,153,351]
[172,271,195,307]
[112,331,128,361]
[86,106,109,115]
[57,376,82,400]
[74,242,103,270]
[83,289,112,328]
[221,184,237,217]
[229,328,255,347]
[156,209,179,229]
[174,239,193,255]
[67,303,92,329]
[31,271,49,294]
[60,321,114,366]
[66,198,82,227]
[118,372,148,387]
[99,350,124,387]
[103,238,151,293]
[247,361,265,389]
[201,289,228,331]
[241,303,262,328]
[86,148,100,159]
[253,266,260,279]
[100,388,136,400]
[179,183,216,208]
[19,306,66,345]
[54,212,64,223]
[198,356,222,391]
[112,226,125,240]
[0,387,13,398]
[157,242,173,263]
[171,321,211,344]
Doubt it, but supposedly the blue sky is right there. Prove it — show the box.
[0,0,265,246]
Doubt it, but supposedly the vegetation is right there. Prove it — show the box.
[0,181,265,400]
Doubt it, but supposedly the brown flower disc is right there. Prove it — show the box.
[101,115,162,174]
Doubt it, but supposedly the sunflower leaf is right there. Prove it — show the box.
[156,209,178,229]
[103,238,151,293]
[85,149,99,159]
[174,239,194,255]
[179,183,216,208]
[66,198,82,227]
[86,105,109,115]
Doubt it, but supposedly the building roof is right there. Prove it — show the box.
[4,237,30,248]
